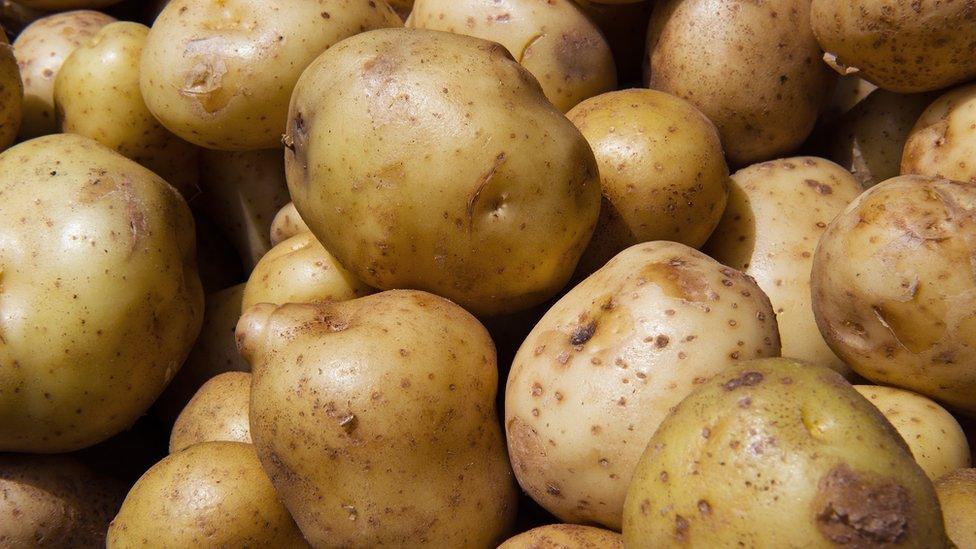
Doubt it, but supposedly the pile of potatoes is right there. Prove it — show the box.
[0,0,975,547]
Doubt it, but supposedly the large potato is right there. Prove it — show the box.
[646,0,835,165]
[902,84,976,184]
[0,31,21,152]
[704,157,861,375]
[811,0,976,93]
[270,202,309,246]
[568,89,729,275]
[0,134,203,452]
[237,291,517,547]
[499,524,622,549]
[623,358,948,547]
[285,29,600,316]
[140,0,401,150]
[506,241,780,529]
[13,10,115,138]
[407,0,615,112]
[812,175,976,415]
[169,371,251,453]
[935,469,976,549]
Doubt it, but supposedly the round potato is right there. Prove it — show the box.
[13,9,115,138]
[499,524,622,549]
[140,0,401,150]
[935,469,976,549]
[704,157,861,375]
[169,372,251,453]
[902,84,976,184]
[0,31,21,152]
[812,175,976,415]
[568,89,729,275]
[506,241,781,529]
[107,441,309,548]
[646,0,835,165]
[407,0,615,112]
[270,202,309,246]
[285,28,600,316]
[0,134,203,453]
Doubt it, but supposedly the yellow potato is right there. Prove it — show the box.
[902,84,976,184]
[270,202,309,246]
[0,31,21,152]
[935,469,976,549]
[498,524,622,549]
[169,371,251,453]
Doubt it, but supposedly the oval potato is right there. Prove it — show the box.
[169,371,251,453]
[902,84,976,185]
[270,202,309,246]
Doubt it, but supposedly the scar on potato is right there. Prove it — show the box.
[815,464,910,545]
[641,259,714,302]
[466,152,507,232]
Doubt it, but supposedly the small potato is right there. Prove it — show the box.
[13,10,115,138]
[107,442,309,548]
[506,241,781,529]
[855,385,970,481]
[169,372,251,453]
[270,202,309,246]
[407,0,615,112]
[0,31,20,152]
[902,84,976,184]
[935,469,976,549]
[498,524,622,549]
[705,157,861,375]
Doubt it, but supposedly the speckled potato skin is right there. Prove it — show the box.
[169,372,252,453]
[285,29,600,317]
[18,0,122,10]
[0,33,21,152]
[568,89,729,275]
[0,454,125,548]
[623,358,948,548]
[13,10,115,138]
[811,176,976,415]
[811,0,976,93]
[505,241,781,529]
[704,157,860,376]
[140,0,401,150]
[54,22,200,199]
[902,84,976,185]
[0,134,203,453]
[935,469,976,549]
[855,385,970,481]
[107,442,309,549]
[646,0,835,166]
[407,0,615,112]
[237,291,517,547]
[270,201,309,246]
[498,524,623,549]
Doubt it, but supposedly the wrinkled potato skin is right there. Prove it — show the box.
[13,10,115,138]
[169,372,251,453]
[935,469,976,549]
[0,134,203,453]
[623,359,948,548]
[242,232,373,310]
[140,0,401,150]
[812,176,976,415]
[855,385,970,481]
[270,201,309,246]
[238,291,517,547]
[568,89,729,275]
[705,157,860,376]
[407,0,616,112]
[18,0,122,9]
[285,29,601,316]
[107,442,309,549]
[54,22,200,198]
[506,241,781,529]
[498,524,623,549]
[0,33,21,152]
[646,0,834,165]
[902,84,976,184]
[811,0,976,93]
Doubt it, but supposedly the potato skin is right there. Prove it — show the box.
[270,201,309,246]
[646,0,834,166]
[705,157,861,376]
[285,28,601,316]
[0,134,203,453]
[622,358,948,548]
[0,33,21,152]
[505,241,780,529]
[169,371,252,453]
[811,175,976,415]
[140,0,401,150]
[498,524,623,549]
[935,469,976,549]
[902,84,976,184]
[237,291,517,547]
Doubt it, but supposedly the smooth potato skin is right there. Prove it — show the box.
[935,469,976,549]
[506,241,780,529]
[0,34,21,152]
[902,84,976,185]
[285,29,601,316]
[811,176,976,415]
[169,371,252,453]
[270,201,309,246]
[622,359,948,548]
[498,524,622,549]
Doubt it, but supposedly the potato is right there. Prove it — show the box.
[498,524,622,549]
[407,0,615,112]
[0,31,20,152]
[270,202,309,246]
[568,89,729,275]
[242,232,373,310]
[572,0,653,84]
[285,29,600,316]
[855,385,970,481]
[811,0,976,93]
[704,157,860,375]
[506,241,780,529]
[13,10,115,138]
[935,469,976,549]
[237,291,517,547]
[902,84,976,184]
[169,372,251,453]
[0,454,125,548]
[107,441,308,548]
[623,358,948,547]
[18,0,122,9]
[0,134,203,453]
[646,0,835,165]
[53,21,200,198]
[140,0,401,150]
[812,175,976,415]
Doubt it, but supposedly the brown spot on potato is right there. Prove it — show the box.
[723,371,763,391]
[642,259,714,302]
[815,464,910,545]
[805,179,833,195]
